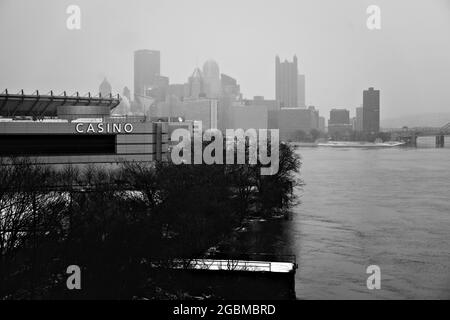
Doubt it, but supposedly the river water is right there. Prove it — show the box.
[237,138,450,299]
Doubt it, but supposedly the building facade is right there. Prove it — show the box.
[0,120,168,165]
[319,116,326,132]
[202,60,221,99]
[355,106,364,132]
[329,108,350,125]
[297,74,306,108]
[0,91,169,165]
[363,87,380,133]
[134,49,160,97]
[230,104,268,131]
[328,108,352,138]
[269,107,319,141]
[276,55,298,108]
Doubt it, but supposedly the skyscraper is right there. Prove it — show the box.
[363,87,380,133]
[134,50,160,97]
[221,73,241,98]
[187,67,205,98]
[329,109,350,125]
[355,106,363,132]
[328,108,352,137]
[319,116,326,132]
[276,55,298,108]
[297,74,305,108]
[146,75,169,102]
[99,78,112,97]
[202,60,221,99]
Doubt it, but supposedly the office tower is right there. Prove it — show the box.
[298,74,306,108]
[187,67,205,98]
[363,87,380,133]
[351,117,357,131]
[329,109,350,125]
[356,106,364,132]
[221,73,241,98]
[146,75,169,102]
[134,49,160,97]
[99,78,112,97]
[328,109,352,137]
[308,106,320,129]
[203,60,221,99]
[276,55,298,108]
[319,116,326,132]
[269,107,319,141]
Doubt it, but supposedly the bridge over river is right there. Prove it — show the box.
[389,123,450,147]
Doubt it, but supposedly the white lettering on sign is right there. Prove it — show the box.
[75,123,134,134]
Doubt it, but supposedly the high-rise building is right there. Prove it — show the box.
[146,75,169,102]
[329,109,350,125]
[221,73,241,98]
[134,50,160,97]
[328,108,352,137]
[297,74,305,108]
[276,55,298,108]
[355,106,363,132]
[268,107,320,141]
[351,117,357,131]
[308,106,320,129]
[319,116,326,132]
[187,67,205,98]
[363,87,380,133]
[99,78,112,97]
[203,60,221,99]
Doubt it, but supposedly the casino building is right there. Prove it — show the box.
[0,90,169,165]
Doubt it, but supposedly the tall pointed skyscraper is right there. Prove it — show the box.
[99,78,112,97]
[276,55,298,108]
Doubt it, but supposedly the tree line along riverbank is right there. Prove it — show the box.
[0,142,302,299]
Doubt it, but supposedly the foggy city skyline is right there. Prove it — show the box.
[1,0,450,303]
[1,0,450,123]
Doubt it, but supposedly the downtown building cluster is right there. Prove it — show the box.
[0,49,382,167]
[104,52,328,142]
[328,88,380,139]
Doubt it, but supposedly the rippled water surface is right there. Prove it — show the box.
[292,146,450,299]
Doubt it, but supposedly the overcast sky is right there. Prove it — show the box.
[0,0,449,120]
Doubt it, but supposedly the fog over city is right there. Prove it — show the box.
[0,0,449,122]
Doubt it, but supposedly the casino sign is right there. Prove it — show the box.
[75,122,134,134]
